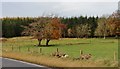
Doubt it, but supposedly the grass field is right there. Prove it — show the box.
[1,37,119,67]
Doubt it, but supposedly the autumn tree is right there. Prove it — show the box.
[22,17,49,46]
[75,24,91,38]
[22,17,64,46]
[44,17,62,46]
[59,24,67,38]
[67,28,73,37]
[95,17,109,39]
[107,11,120,38]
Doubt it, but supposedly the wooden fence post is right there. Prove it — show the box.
[18,46,20,52]
[39,48,42,53]
[12,45,13,51]
[57,48,59,52]
[80,50,83,55]
[114,51,116,61]
[28,47,30,52]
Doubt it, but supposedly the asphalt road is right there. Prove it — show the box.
[0,57,51,69]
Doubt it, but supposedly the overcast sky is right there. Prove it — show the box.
[1,0,120,17]
[1,0,119,2]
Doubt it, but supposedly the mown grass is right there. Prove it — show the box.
[2,37,119,67]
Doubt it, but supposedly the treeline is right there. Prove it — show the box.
[1,11,120,38]
[1,17,39,37]
[61,16,98,38]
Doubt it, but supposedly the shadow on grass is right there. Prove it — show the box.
[66,42,90,45]
[35,44,61,47]
[100,41,115,43]
[33,42,91,47]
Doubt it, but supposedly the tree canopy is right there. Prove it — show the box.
[22,17,64,46]
[1,11,119,39]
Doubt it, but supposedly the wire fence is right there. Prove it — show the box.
[2,45,117,61]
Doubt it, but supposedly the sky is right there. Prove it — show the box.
[1,0,120,17]
[1,0,120,2]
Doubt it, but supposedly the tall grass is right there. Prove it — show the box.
[2,51,118,67]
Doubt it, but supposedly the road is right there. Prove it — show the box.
[0,57,51,69]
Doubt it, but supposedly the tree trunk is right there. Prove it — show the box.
[46,39,50,46]
[38,39,42,46]
[115,35,118,39]
[103,34,106,39]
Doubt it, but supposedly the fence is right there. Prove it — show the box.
[2,46,117,61]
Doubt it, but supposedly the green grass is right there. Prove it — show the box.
[2,37,118,61]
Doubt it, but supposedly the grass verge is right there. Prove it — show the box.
[2,51,118,67]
